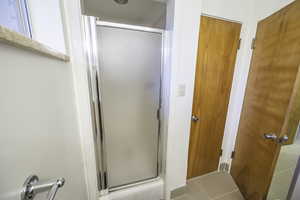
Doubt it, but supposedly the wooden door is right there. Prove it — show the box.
[231,1,300,199]
[187,16,241,179]
[283,67,300,145]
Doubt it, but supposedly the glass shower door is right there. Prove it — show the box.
[96,25,162,188]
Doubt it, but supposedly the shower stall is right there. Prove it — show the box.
[83,17,165,195]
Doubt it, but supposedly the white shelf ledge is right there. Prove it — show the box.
[0,26,70,62]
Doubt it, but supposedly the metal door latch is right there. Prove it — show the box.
[191,115,199,122]
[264,133,277,141]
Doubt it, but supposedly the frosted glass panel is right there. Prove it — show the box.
[97,26,162,188]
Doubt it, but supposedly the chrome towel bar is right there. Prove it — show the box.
[21,175,65,200]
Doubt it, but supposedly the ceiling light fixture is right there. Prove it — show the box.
[114,0,128,5]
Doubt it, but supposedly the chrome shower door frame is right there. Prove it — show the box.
[84,16,165,194]
[82,16,108,195]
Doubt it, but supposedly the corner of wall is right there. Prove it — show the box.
[61,0,99,199]
[164,0,202,199]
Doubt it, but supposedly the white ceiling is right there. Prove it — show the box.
[82,0,166,28]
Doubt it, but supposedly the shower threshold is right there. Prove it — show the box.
[109,176,162,192]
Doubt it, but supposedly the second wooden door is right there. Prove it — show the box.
[231,1,300,199]
[187,16,241,179]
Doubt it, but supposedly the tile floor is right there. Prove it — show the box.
[267,127,300,200]
[174,172,244,200]
[267,143,300,200]
[174,128,300,200]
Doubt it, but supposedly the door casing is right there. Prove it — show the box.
[187,15,242,179]
[84,18,167,193]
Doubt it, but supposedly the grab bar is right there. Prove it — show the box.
[21,175,65,200]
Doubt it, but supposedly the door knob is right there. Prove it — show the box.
[278,135,289,144]
[264,133,289,144]
[264,133,277,141]
[191,115,199,122]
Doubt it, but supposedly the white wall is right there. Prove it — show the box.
[28,0,66,53]
[0,44,87,200]
[0,0,98,200]
[254,0,294,21]
[164,0,201,198]
[62,0,99,199]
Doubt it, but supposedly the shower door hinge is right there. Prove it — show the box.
[97,172,102,190]
[238,38,242,50]
[251,38,256,50]
[231,151,236,159]
[156,109,160,120]
[103,171,108,189]
[99,171,108,190]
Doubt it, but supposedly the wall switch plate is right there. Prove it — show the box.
[177,84,186,97]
